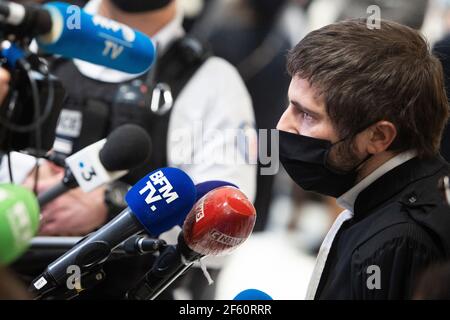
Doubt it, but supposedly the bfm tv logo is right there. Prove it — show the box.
[139,171,179,212]
[78,161,97,182]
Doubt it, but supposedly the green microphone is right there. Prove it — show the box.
[0,184,40,265]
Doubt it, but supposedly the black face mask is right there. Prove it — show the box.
[110,0,172,13]
[278,130,371,198]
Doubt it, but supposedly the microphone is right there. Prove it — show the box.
[37,124,151,207]
[169,180,238,227]
[0,41,26,69]
[0,184,40,265]
[30,167,196,297]
[27,182,237,254]
[0,1,156,74]
[0,1,52,36]
[233,289,273,300]
[127,186,256,300]
[194,180,238,202]
[183,186,256,256]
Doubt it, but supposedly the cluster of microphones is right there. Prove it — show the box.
[0,123,269,300]
[0,0,271,300]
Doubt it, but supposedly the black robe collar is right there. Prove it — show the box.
[353,155,450,254]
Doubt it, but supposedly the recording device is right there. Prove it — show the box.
[0,41,65,154]
[0,1,52,39]
[0,184,39,265]
[127,186,256,300]
[30,167,196,298]
[37,124,152,207]
[0,0,157,153]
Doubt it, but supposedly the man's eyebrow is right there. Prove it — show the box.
[290,100,322,118]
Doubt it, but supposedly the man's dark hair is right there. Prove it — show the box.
[287,19,449,158]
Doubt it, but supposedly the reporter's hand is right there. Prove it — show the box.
[23,161,108,236]
[22,160,64,191]
[38,184,108,236]
[0,68,11,105]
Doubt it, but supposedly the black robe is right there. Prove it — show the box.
[315,156,450,299]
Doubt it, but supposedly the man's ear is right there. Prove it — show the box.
[364,121,397,154]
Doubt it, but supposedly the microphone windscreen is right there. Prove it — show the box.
[195,180,238,202]
[0,184,40,265]
[125,167,196,236]
[183,186,256,256]
[233,289,273,300]
[99,124,151,171]
[171,180,239,226]
[38,2,156,74]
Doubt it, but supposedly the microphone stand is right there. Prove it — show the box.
[126,232,202,300]
[36,266,106,300]
[30,236,167,300]
[28,235,167,257]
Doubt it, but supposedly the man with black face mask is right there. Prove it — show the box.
[277,19,450,299]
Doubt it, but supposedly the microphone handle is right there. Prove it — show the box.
[127,234,202,300]
[38,170,78,207]
[126,245,194,300]
[38,182,72,207]
[149,263,193,300]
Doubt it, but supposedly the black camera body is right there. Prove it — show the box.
[0,52,65,155]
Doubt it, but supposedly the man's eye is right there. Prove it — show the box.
[300,110,314,121]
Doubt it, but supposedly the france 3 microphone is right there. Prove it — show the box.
[30,167,196,298]
[0,184,40,265]
[126,186,257,300]
[37,124,151,207]
[0,1,156,74]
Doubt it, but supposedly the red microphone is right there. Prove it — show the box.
[126,186,257,300]
[183,186,256,256]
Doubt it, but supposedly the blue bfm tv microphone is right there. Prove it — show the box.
[30,167,195,297]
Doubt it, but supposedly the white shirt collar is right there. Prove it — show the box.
[337,150,418,212]
[73,0,185,83]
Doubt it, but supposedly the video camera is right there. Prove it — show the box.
[0,3,64,155]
